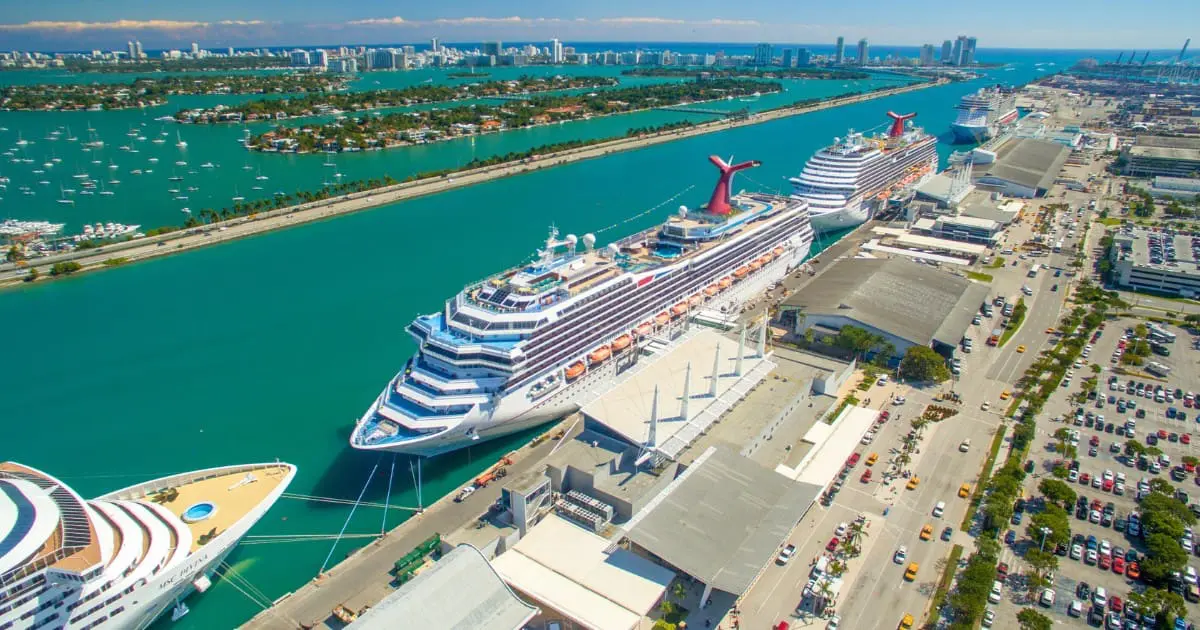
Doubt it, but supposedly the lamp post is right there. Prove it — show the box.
[1039,526,1051,552]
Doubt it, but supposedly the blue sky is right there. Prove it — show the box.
[0,0,1193,51]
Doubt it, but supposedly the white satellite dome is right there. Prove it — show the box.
[606,243,619,257]
[678,205,688,218]
[582,233,596,249]
[565,234,578,248]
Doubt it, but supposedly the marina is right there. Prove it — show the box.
[0,47,1100,630]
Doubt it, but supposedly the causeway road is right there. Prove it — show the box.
[1,79,946,290]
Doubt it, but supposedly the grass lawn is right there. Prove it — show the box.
[926,544,964,624]
[1098,217,1122,226]
[967,271,994,282]
[961,425,1007,531]
[988,257,1006,268]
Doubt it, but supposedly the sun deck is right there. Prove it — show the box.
[0,462,102,577]
[105,464,293,553]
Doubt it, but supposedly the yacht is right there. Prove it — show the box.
[0,461,295,629]
[350,155,814,457]
[789,112,938,232]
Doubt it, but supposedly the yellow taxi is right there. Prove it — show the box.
[906,476,921,490]
[898,614,915,629]
[866,452,879,466]
[1045,327,1056,334]
[919,524,933,541]
[1016,345,1027,353]
[904,562,920,581]
[1000,390,1011,400]
[959,483,971,498]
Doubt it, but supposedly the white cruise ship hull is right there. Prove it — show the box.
[809,201,871,233]
[354,237,812,458]
[951,122,991,144]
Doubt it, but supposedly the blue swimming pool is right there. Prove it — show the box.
[182,501,217,523]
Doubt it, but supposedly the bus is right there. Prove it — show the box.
[1028,264,1041,278]
[1147,323,1177,343]
[1146,361,1172,377]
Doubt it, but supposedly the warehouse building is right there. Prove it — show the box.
[779,257,990,357]
[1110,227,1200,298]
[972,137,1071,198]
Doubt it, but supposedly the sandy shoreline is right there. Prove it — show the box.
[0,79,944,289]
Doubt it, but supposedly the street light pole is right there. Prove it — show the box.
[1040,526,1051,552]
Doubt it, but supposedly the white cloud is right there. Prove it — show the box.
[705,19,760,26]
[599,17,686,25]
[346,17,407,26]
[433,16,526,25]
[216,20,265,26]
[0,19,209,31]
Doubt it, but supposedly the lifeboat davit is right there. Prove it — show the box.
[612,334,632,353]
[670,302,688,317]
[719,277,732,289]
[635,322,653,337]
[733,267,750,280]
[748,260,763,271]
[703,284,719,297]
[655,312,670,326]
[565,361,586,381]
[688,294,703,307]
[773,245,785,256]
[588,345,611,364]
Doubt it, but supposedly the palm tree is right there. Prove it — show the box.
[847,520,869,547]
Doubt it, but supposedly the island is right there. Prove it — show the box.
[447,72,490,78]
[622,67,871,80]
[0,73,353,112]
[247,78,780,153]
[174,75,619,124]
[57,56,291,74]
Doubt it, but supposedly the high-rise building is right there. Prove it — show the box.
[127,41,136,60]
[431,37,440,53]
[941,40,953,63]
[835,37,845,64]
[483,41,502,57]
[965,37,978,65]
[289,49,310,67]
[857,39,869,65]
[919,44,935,66]
[551,38,563,64]
[134,40,144,59]
[368,49,394,70]
[797,48,811,66]
[754,43,773,66]
[951,35,966,65]
[227,47,235,57]
[314,49,329,69]
[781,49,794,68]
[190,42,199,56]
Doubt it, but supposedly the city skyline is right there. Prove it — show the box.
[0,0,1193,51]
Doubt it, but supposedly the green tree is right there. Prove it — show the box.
[899,345,951,382]
[1026,505,1071,549]
[23,267,39,283]
[1141,532,1189,585]
[1016,608,1053,630]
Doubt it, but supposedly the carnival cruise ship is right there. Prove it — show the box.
[789,112,938,233]
[351,156,814,457]
[0,461,295,629]
[950,85,1018,143]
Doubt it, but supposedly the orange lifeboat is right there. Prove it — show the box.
[588,345,611,364]
[654,312,670,326]
[733,267,750,280]
[719,277,732,289]
[758,255,771,265]
[612,334,632,353]
[635,322,653,337]
[565,361,586,381]
[773,245,785,256]
[748,260,763,271]
[670,302,688,317]
[688,294,703,307]
[703,284,719,297]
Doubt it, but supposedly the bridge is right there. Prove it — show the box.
[655,105,751,119]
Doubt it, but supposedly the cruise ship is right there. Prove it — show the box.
[0,461,296,629]
[789,112,938,233]
[950,85,1018,143]
[351,156,814,457]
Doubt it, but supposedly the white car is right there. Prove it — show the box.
[1099,539,1112,555]
[1093,586,1107,607]
[959,439,971,452]
[893,396,906,405]
[1040,588,1056,607]
[1086,548,1099,564]
[1070,544,1083,560]
[1186,566,1199,586]
[988,581,1003,604]
[1068,469,1079,482]
[980,401,990,411]
[777,544,797,565]
[982,608,996,628]
[894,546,908,564]
[933,501,946,518]
[835,522,848,537]
[826,616,840,630]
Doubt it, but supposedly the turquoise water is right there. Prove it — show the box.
[0,53,1080,629]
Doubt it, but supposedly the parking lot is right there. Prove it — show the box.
[992,317,1200,628]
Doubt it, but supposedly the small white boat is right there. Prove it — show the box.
[201,162,215,169]
[175,161,187,166]
[181,207,191,213]
[148,157,159,163]
[176,131,187,148]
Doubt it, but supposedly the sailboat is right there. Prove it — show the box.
[324,153,336,168]
[176,131,187,148]
[232,186,245,202]
[65,125,78,142]
[255,168,268,181]
[57,185,74,204]
[242,162,253,171]
[99,182,115,196]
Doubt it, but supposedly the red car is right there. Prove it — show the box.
[1090,435,1100,447]
[1110,596,1123,612]
[1112,556,1125,574]
[1080,473,1091,484]
[997,562,1009,579]
[1127,562,1141,579]
[1186,461,1196,473]
[861,469,872,483]
[1158,429,1169,439]
[827,537,839,552]
[847,452,861,467]
[1099,553,1112,570]
[880,410,891,420]
[1103,479,1114,492]
[775,623,790,630]
[1182,433,1192,445]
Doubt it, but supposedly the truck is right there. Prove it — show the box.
[1028,264,1041,278]
[988,329,1002,346]
[1146,361,1172,377]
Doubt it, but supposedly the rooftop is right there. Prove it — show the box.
[974,137,1071,192]
[781,257,990,348]
[492,515,675,630]
[626,446,820,596]
[1112,227,1200,275]
[1128,136,1200,161]
[350,544,539,630]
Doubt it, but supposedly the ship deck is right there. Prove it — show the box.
[145,465,291,552]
